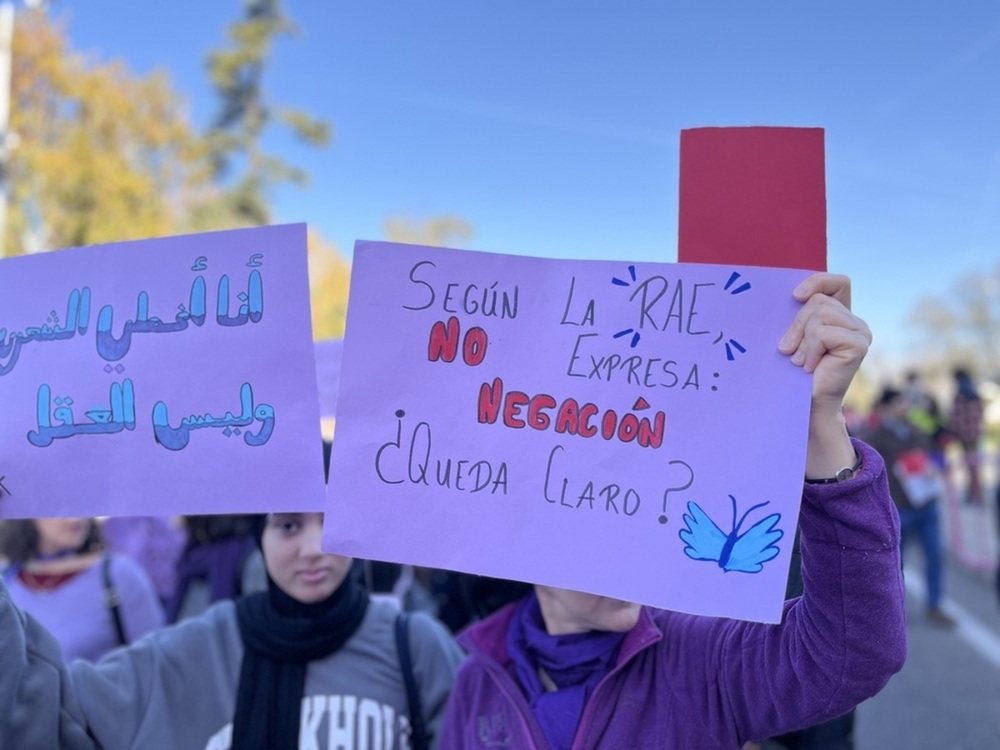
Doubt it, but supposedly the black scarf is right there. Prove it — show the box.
[232,572,369,750]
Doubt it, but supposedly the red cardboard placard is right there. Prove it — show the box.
[678,127,827,271]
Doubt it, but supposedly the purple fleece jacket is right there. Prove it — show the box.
[441,439,907,749]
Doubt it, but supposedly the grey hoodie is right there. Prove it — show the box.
[0,588,462,750]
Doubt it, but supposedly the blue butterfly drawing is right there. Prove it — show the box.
[679,495,783,573]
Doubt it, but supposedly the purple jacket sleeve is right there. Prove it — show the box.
[440,669,472,747]
[706,438,907,742]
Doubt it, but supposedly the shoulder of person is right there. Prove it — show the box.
[363,598,400,627]
[359,601,460,660]
[122,599,240,659]
[104,552,148,579]
[399,611,464,684]
[353,599,420,646]
[402,609,458,647]
[197,597,240,631]
[104,553,159,594]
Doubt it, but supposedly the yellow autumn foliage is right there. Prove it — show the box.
[6,11,208,254]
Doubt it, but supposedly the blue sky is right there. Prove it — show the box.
[50,0,1000,370]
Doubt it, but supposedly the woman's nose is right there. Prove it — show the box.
[298,520,324,557]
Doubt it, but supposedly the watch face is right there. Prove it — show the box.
[835,467,854,482]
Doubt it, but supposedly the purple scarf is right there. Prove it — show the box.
[506,593,626,750]
[166,535,256,623]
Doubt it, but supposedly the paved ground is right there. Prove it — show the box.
[854,448,1000,749]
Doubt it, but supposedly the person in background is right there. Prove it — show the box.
[949,367,985,505]
[902,370,948,470]
[165,513,267,623]
[0,517,164,662]
[354,558,441,614]
[867,387,955,628]
[101,516,186,606]
[0,510,462,750]
[440,273,907,749]
[996,461,1000,607]
[427,570,532,634]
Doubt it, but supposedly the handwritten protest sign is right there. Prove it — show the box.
[0,224,325,518]
[325,241,814,622]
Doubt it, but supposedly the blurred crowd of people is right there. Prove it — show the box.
[851,366,998,626]
[0,508,535,659]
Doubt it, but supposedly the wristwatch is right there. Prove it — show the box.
[804,450,862,484]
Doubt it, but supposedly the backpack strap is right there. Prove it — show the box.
[101,555,129,647]
[395,612,428,750]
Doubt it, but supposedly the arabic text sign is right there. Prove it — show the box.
[325,242,813,623]
[0,224,325,518]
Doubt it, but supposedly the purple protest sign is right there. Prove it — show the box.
[325,241,814,622]
[0,224,325,518]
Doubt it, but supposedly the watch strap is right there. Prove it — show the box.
[805,450,862,484]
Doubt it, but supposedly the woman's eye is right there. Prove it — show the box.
[269,517,301,534]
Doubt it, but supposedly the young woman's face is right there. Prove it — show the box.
[261,513,353,604]
[33,518,90,557]
[535,585,643,635]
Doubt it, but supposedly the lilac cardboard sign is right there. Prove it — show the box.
[325,241,813,622]
[0,224,325,518]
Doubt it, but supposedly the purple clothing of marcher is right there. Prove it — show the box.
[101,516,185,603]
[4,553,165,663]
[507,593,625,750]
[441,439,907,750]
[165,534,257,623]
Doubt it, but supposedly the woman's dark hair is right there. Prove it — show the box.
[182,515,264,547]
[876,386,902,409]
[953,368,981,400]
[427,570,533,632]
[0,518,104,565]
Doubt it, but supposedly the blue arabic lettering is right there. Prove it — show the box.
[0,287,91,377]
[95,277,208,361]
[151,382,274,451]
[216,270,263,327]
[243,404,276,446]
[27,379,136,447]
